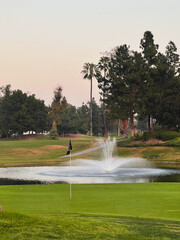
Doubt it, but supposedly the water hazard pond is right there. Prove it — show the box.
[0,164,180,185]
[0,138,180,185]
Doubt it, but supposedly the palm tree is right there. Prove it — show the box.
[81,63,99,144]
[98,56,110,78]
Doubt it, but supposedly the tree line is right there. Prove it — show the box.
[1,31,179,139]
[0,85,109,139]
[82,31,180,137]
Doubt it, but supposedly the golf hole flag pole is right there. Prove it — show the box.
[66,140,72,199]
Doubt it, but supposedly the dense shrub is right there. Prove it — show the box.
[134,130,180,142]
[134,132,150,141]
[153,130,180,141]
[116,139,132,147]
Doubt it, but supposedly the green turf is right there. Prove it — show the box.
[1,183,180,239]
[1,183,180,221]
[1,212,180,240]
[0,135,95,166]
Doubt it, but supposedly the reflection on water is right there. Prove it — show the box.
[0,165,180,185]
[0,178,44,185]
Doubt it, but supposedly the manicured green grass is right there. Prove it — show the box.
[1,183,180,239]
[0,135,96,166]
[1,183,180,221]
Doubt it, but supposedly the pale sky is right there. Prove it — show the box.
[0,0,180,106]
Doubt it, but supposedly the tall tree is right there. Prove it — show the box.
[97,45,145,137]
[50,86,67,139]
[97,56,110,138]
[140,31,159,133]
[97,46,130,133]
[81,63,99,144]
[50,86,67,125]
[154,42,180,128]
[126,50,146,136]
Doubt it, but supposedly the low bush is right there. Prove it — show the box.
[134,130,180,142]
[153,130,180,141]
[116,139,132,147]
[134,132,150,141]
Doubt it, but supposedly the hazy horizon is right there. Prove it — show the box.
[1,0,180,106]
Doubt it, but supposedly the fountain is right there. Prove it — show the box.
[0,137,179,184]
[68,137,176,183]
[75,137,152,172]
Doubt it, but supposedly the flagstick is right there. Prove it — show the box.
[70,151,72,199]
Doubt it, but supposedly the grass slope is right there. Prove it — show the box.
[0,135,94,166]
[116,146,180,165]
[1,212,180,240]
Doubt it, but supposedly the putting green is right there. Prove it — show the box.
[0,183,180,221]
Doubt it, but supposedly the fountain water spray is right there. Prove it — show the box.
[76,137,152,172]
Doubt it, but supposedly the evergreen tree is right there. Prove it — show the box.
[97,45,145,136]
[49,86,67,139]
[97,56,110,138]
[155,42,180,128]
[139,31,159,133]
[57,104,78,135]
[50,86,67,126]
[77,103,90,134]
